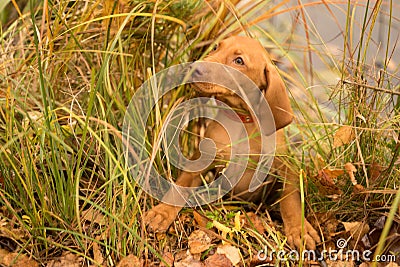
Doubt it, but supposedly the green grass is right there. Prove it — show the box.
[0,0,399,266]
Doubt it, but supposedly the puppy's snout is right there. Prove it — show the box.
[193,66,203,77]
[190,63,204,77]
[190,62,212,81]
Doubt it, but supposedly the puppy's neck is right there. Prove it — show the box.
[215,96,254,123]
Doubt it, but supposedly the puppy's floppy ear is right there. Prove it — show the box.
[263,61,293,130]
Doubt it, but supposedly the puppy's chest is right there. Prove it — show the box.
[203,119,263,159]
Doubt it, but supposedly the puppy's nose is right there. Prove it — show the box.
[190,63,204,77]
[193,67,203,76]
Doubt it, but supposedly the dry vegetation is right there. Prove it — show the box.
[0,0,399,266]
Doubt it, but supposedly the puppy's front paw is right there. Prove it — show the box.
[285,220,320,250]
[143,203,181,232]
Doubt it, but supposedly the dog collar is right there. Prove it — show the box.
[218,106,254,123]
[225,110,254,123]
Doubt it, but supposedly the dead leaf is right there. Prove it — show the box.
[307,212,338,250]
[345,162,357,185]
[325,258,355,266]
[342,221,360,233]
[174,251,204,267]
[159,251,174,267]
[320,168,344,179]
[249,254,274,266]
[240,212,265,233]
[341,221,370,240]
[116,254,142,267]
[188,230,212,254]
[81,208,106,225]
[0,249,7,259]
[47,251,82,267]
[369,162,383,182]
[360,216,400,265]
[386,262,400,267]
[314,153,327,172]
[93,237,104,266]
[204,253,232,267]
[216,244,241,266]
[0,248,39,267]
[333,125,355,148]
[316,168,344,196]
[193,211,209,228]
[175,261,204,267]
[353,184,365,193]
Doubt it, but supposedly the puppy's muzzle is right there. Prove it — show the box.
[189,62,239,96]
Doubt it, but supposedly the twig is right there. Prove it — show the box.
[342,79,400,96]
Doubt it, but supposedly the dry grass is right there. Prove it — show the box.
[0,0,399,266]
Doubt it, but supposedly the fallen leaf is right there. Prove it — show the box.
[307,212,338,249]
[47,251,82,267]
[216,244,241,266]
[345,162,357,185]
[369,162,383,182]
[188,230,212,254]
[240,212,265,234]
[93,237,104,266]
[353,184,365,193]
[316,168,344,196]
[360,215,400,266]
[313,153,327,173]
[333,125,355,148]
[81,208,106,225]
[193,211,209,228]
[325,258,355,266]
[341,221,370,240]
[0,248,39,267]
[116,254,142,267]
[320,168,345,179]
[159,251,174,267]
[386,262,400,267]
[0,249,7,258]
[174,251,204,267]
[249,253,275,266]
[204,253,232,267]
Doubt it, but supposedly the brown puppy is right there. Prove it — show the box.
[143,36,320,249]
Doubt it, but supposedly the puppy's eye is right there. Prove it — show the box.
[212,44,218,51]
[234,57,244,65]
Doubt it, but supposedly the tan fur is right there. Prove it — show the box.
[143,36,320,250]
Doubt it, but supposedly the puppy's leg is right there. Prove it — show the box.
[278,161,321,250]
[281,174,321,250]
[143,171,202,232]
[274,131,320,250]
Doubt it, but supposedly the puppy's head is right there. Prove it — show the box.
[192,36,293,131]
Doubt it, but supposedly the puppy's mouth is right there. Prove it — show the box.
[192,82,236,97]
